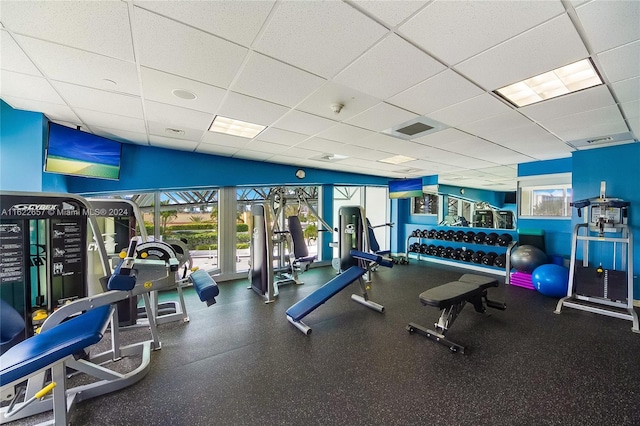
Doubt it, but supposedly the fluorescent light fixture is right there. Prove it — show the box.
[495,59,603,107]
[208,116,266,138]
[378,155,416,165]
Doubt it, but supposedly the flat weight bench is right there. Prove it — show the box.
[189,269,220,307]
[286,250,392,335]
[407,274,506,354]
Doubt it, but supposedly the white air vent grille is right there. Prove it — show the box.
[384,116,448,140]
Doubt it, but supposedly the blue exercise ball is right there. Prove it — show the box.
[510,245,548,273]
[532,264,569,298]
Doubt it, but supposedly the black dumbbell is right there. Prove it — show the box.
[427,244,437,256]
[473,232,487,244]
[463,231,476,243]
[427,229,437,239]
[484,232,499,245]
[481,252,498,265]
[471,250,486,264]
[436,245,446,257]
[460,249,474,262]
[494,253,507,268]
[454,230,466,242]
[436,230,445,240]
[497,233,513,247]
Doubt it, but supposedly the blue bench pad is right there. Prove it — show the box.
[190,269,219,303]
[419,275,498,309]
[0,305,111,386]
[286,266,366,322]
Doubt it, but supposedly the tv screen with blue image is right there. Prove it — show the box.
[389,178,423,199]
[45,123,121,180]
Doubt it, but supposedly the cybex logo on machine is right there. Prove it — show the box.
[2,202,79,216]
[147,250,164,258]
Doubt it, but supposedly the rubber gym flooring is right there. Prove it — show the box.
[14,261,640,425]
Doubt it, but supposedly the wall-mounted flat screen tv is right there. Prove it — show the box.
[389,178,423,199]
[45,123,121,180]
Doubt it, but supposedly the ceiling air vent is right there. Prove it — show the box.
[383,116,448,140]
[568,132,635,149]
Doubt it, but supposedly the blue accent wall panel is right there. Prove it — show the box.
[67,144,388,194]
[519,157,572,177]
[517,218,572,258]
[321,184,334,262]
[0,100,47,191]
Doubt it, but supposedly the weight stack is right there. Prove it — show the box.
[510,271,535,290]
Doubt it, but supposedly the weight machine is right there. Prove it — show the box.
[555,182,637,333]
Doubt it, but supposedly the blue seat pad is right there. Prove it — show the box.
[350,250,394,268]
[286,266,366,322]
[190,269,219,302]
[0,305,111,386]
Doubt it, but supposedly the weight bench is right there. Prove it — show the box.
[189,269,220,307]
[0,306,115,424]
[286,250,392,335]
[407,274,506,354]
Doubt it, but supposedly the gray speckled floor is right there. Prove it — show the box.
[9,261,640,425]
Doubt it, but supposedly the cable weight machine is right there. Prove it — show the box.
[555,182,638,333]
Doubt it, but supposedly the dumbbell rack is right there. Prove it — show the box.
[406,228,515,276]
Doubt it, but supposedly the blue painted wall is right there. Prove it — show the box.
[572,143,640,298]
[517,157,573,260]
[66,143,388,194]
[0,100,51,192]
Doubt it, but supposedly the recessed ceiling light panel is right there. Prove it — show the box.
[495,59,603,107]
[208,116,266,139]
[378,155,416,165]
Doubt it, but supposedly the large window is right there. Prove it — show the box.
[518,174,572,218]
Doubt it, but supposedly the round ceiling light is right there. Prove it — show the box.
[172,89,197,100]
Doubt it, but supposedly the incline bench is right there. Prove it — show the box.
[407,274,506,354]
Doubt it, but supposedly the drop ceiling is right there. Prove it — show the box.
[1,0,638,191]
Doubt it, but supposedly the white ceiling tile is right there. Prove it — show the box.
[15,35,140,95]
[399,0,565,65]
[458,111,534,137]
[0,70,65,104]
[454,14,588,90]
[575,0,640,53]
[441,138,534,165]
[427,93,513,127]
[218,91,289,126]
[133,0,275,47]
[244,140,289,154]
[195,144,239,157]
[53,82,144,119]
[232,150,273,161]
[140,67,227,114]
[540,105,627,140]
[145,100,213,131]
[254,0,387,78]
[345,102,418,132]
[356,133,418,152]
[352,0,428,27]
[233,52,325,108]
[519,85,616,122]
[280,146,323,159]
[597,40,640,83]
[90,126,149,146]
[296,81,380,121]
[505,136,574,160]
[315,123,374,144]
[296,137,348,153]
[334,34,445,100]
[621,99,640,121]
[147,121,204,142]
[254,127,309,147]
[483,123,556,145]
[413,128,472,146]
[611,77,640,103]
[388,69,485,115]
[74,108,147,134]
[149,135,199,151]
[477,166,518,178]
[1,96,79,123]
[1,1,134,61]
[1,30,41,76]
[200,131,252,149]
[134,7,248,88]
[274,110,337,135]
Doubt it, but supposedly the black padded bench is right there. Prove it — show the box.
[407,274,506,354]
